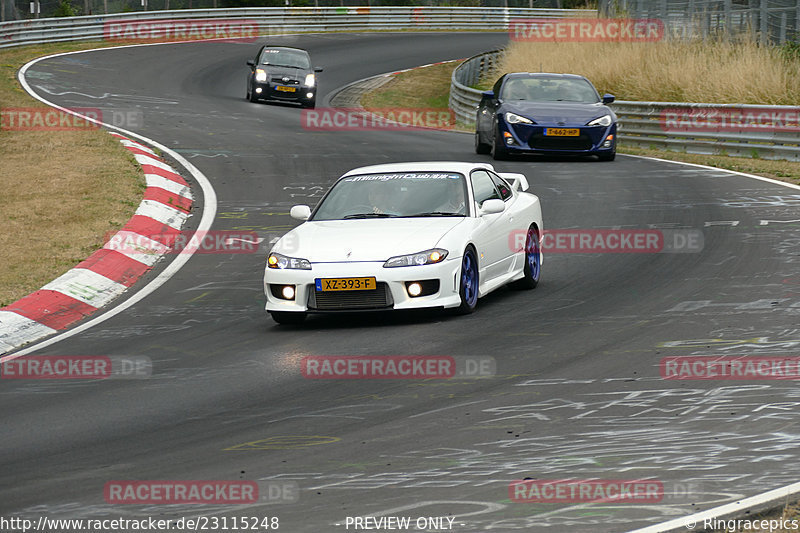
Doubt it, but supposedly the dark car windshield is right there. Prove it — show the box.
[501,77,600,103]
[259,48,311,69]
[311,172,468,221]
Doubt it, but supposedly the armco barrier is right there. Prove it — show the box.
[0,7,596,49]
[449,50,800,162]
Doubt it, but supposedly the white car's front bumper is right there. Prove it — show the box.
[263,258,463,313]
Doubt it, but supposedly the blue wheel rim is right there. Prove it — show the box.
[527,230,541,281]
[462,251,478,307]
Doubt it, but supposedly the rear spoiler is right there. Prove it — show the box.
[499,172,529,192]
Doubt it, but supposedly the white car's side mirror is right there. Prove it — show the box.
[290,205,311,221]
[480,199,505,216]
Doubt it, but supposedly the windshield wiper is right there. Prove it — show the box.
[264,63,304,69]
[402,212,463,217]
[342,213,396,219]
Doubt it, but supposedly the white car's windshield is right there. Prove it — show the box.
[311,172,468,220]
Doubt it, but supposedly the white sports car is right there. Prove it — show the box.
[263,162,543,324]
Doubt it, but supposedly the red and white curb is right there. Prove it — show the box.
[0,132,193,354]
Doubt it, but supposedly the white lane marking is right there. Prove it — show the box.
[133,153,173,171]
[622,153,800,191]
[145,173,192,198]
[135,199,188,229]
[144,174,192,200]
[0,312,58,354]
[102,230,167,267]
[1,44,217,359]
[628,479,800,533]
[34,84,179,104]
[40,268,128,308]
[120,139,157,155]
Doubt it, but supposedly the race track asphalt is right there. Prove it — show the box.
[3,32,800,532]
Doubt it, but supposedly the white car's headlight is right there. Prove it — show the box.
[268,252,311,270]
[504,112,533,125]
[384,249,448,268]
[255,69,268,82]
[587,114,612,127]
[304,73,315,87]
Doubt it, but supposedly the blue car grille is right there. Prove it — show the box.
[529,133,593,151]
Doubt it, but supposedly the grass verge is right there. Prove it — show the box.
[359,61,800,187]
[0,42,146,307]
[494,39,800,104]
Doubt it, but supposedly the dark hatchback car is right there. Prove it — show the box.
[246,46,322,108]
[475,73,617,161]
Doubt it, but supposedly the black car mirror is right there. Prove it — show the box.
[481,90,494,99]
[247,60,255,67]
[602,93,615,104]
[314,67,324,73]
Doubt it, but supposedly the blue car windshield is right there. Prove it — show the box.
[311,172,468,220]
[502,78,600,103]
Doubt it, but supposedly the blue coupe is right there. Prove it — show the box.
[475,72,617,161]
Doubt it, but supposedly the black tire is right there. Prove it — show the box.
[491,126,509,161]
[475,131,491,154]
[512,225,541,290]
[248,83,259,103]
[597,144,616,161]
[270,311,307,325]
[453,246,479,315]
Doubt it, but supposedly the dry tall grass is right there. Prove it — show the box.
[494,39,800,104]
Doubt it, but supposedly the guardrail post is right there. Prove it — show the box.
[723,0,732,39]
[779,10,787,43]
[759,0,768,44]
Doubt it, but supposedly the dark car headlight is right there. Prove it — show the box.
[587,115,613,127]
[384,249,448,268]
[268,252,311,270]
[504,112,533,125]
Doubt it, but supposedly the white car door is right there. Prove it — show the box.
[469,170,516,285]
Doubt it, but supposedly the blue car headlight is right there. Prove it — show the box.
[504,112,534,125]
[587,115,613,127]
[384,249,448,268]
[268,252,311,270]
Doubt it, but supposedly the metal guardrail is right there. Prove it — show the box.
[0,7,597,48]
[449,49,502,124]
[449,51,800,162]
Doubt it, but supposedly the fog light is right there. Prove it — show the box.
[282,285,295,300]
[306,92,314,98]
[407,282,422,297]
[255,87,262,94]
[503,131,515,145]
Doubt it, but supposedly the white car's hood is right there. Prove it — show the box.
[278,218,466,262]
